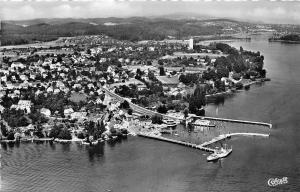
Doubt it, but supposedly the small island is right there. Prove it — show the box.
[269,34,300,43]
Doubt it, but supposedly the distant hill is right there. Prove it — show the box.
[1,17,249,46]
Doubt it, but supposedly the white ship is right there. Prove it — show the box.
[207,145,232,161]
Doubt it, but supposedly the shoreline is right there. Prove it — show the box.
[268,39,300,44]
[206,78,270,98]
[0,134,129,144]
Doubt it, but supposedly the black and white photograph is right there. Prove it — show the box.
[0,0,299,191]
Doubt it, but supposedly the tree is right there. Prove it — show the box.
[151,114,163,124]
[86,49,91,55]
[127,108,133,115]
[94,120,106,139]
[7,131,15,140]
[157,105,168,114]
[240,46,244,52]
[58,128,72,140]
[260,69,267,78]
[187,122,194,132]
[215,79,226,92]
[215,43,239,55]
[1,95,14,108]
[33,124,44,138]
[183,108,189,119]
[49,124,61,138]
[148,70,156,81]
[136,68,144,76]
[85,121,95,136]
[120,100,130,109]
[216,64,229,79]
[17,116,30,127]
[0,122,8,137]
[149,83,163,94]
[77,132,85,139]
[29,110,48,124]
[115,85,137,98]
[235,82,243,90]
[179,73,199,85]
[202,69,217,81]
[159,66,165,76]
[189,84,206,114]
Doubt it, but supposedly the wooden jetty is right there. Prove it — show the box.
[138,132,270,154]
[137,133,215,153]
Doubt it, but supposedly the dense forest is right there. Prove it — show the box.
[269,34,300,42]
[1,18,228,45]
[279,34,300,41]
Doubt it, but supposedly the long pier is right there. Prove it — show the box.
[200,132,270,147]
[202,116,272,128]
[137,133,216,153]
[138,132,270,154]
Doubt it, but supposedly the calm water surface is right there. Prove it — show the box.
[1,38,300,192]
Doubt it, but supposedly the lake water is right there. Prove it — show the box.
[1,37,300,192]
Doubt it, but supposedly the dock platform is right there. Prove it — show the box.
[137,133,216,153]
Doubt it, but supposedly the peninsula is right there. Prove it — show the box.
[269,34,300,44]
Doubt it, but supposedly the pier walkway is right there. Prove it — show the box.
[200,132,270,147]
[138,132,269,154]
[137,133,216,153]
[202,116,272,128]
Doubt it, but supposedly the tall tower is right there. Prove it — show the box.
[188,38,194,50]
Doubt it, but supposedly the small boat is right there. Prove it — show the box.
[110,136,118,141]
[91,140,98,145]
[81,141,90,145]
[162,119,178,128]
[193,119,215,128]
[207,146,232,161]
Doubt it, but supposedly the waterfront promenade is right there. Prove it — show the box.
[103,87,272,129]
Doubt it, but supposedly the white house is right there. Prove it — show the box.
[70,112,87,120]
[11,62,25,69]
[40,108,51,117]
[16,100,32,113]
[0,105,4,113]
[64,108,74,117]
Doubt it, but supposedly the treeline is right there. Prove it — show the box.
[1,19,224,45]
[279,34,300,41]
[269,34,300,42]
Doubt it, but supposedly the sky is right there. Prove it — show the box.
[0,0,300,24]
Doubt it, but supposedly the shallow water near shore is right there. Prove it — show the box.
[1,36,300,192]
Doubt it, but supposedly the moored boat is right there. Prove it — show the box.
[91,140,98,145]
[162,119,179,128]
[207,146,232,161]
[81,141,90,145]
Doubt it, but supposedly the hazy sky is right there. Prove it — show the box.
[1,0,300,24]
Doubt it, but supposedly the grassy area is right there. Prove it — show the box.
[69,92,87,103]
